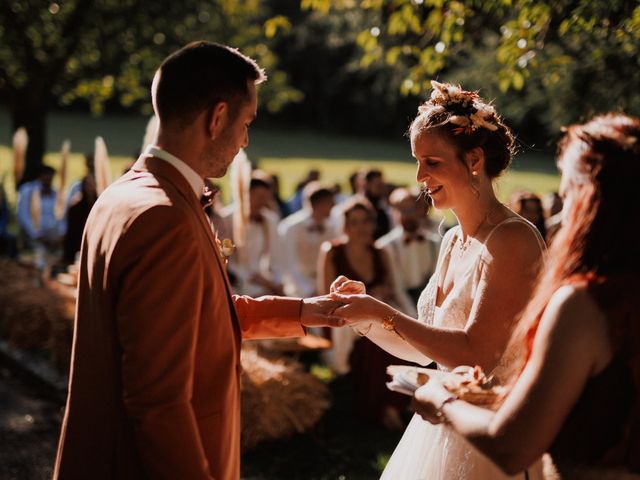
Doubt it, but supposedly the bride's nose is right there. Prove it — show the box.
[416,163,430,183]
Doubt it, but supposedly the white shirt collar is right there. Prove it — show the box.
[145,145,204,198]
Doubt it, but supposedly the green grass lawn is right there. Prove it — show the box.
[0,124,560,209]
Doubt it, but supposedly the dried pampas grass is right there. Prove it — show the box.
[94,136,111,195]
[54,140,71,219]
[12,127,28,185]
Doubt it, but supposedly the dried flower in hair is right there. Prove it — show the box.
[427,81,499,134]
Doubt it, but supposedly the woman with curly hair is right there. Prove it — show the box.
[413,113,640,479]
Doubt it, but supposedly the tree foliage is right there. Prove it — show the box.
[0,0,300,181]
[302,0,640,139]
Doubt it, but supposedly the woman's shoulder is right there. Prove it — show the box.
[539,284,610,357]
[482,214,545,264]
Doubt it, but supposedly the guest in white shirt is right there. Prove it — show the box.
[17,165,65,271]
[375,187,441,315]
[223,173,285,296]
[279,181,336,297]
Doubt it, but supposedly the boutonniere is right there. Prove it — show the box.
[216,237,236,260]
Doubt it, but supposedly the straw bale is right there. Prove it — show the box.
[240,346,329,450]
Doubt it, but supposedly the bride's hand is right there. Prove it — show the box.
[330,292,392,324]
[330,275,366,295]
[412,381,455,425]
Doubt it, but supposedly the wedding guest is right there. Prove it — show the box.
[331,182,349,205]
[54,41,341,480]
[270,173,290,219]
[376,187,441,314]
[62,153,97,265]
[16,165,64,271]
[331,81,546,479]
[279,181,336,298]
[318,196,410,429]
[356,167,392,239]
[412,113,640,478]
[287,168,320,214]
[223,172,285,296]
[508,189,547,240]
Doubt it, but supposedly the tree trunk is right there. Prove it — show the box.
[10,87,49,187]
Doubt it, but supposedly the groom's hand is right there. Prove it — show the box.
[301,295,345,328]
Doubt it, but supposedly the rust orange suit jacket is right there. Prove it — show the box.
[53,155,305,480]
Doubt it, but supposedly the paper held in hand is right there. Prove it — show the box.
[386,365,506,407]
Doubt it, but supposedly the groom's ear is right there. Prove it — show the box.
[207,101,228,140]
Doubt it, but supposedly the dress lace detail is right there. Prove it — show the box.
[381,217,546,480]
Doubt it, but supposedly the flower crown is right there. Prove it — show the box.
[421,81,499,135]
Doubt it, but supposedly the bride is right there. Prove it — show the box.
[331,82,546,479]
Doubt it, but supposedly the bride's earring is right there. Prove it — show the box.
[469,170,480,199]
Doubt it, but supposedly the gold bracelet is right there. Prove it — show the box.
[381,311,403,338]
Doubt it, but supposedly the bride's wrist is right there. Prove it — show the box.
[381,309,404,339]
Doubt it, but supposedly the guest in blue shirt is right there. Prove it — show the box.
[17,165,64,270]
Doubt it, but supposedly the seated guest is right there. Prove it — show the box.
[413,113,640,478]
[318,196,410,429]
[62,153,98,265]
[376,187,440,315]
[270,173,290,219]
[223,172,285,296]
[356,167,392,240]
[508,189,547,241]
[17,165,64,271]
[279,181,336,298]
[287,169,320,214]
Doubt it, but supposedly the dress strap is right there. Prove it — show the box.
[484,216,546,254]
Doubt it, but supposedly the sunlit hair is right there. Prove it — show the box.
[506,113,640,383]
[153,41,266,130]
[409,82,515,179]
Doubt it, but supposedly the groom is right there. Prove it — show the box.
[54,42,343,480]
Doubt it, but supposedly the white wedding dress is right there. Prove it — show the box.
[360,217,546,480]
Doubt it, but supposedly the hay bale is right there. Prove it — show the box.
[240,346,329,450]
[0,259,74,370]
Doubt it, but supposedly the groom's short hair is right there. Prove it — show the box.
[153,41,266,130]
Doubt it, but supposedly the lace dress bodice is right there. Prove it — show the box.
[380,216,547,480]
[416,217,545,377]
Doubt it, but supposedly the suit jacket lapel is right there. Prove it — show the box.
[132,156,241,339]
